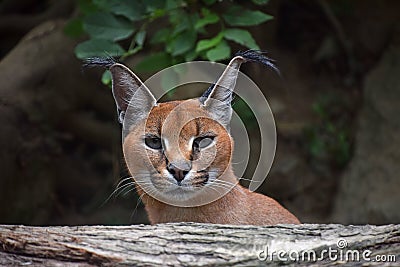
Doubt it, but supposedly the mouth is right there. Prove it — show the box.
[143,170,230,204]
[154,173,209,193]
[177,172,209,187]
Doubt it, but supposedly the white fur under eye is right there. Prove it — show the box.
[188,136,195,150]
[162,138,170,151]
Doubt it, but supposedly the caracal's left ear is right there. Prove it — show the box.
[109,63,156,125]
[200,56,246,128]
[200,50,279,128]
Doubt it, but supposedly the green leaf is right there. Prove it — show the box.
[92,0,107,9]
[146,0,165,13]
[165,0,184,10]
[251,0,269,5]
[185,50,198,61]
[202,0,217,5]
[83,12,134,41]
[126,46,142,56]
[161,69,179,93]
[150,28,170,44]
[78,0,99,15]
[167,30,196,56]
[124,30,146,56]
[195,32,224,53]
[64,18,84,38]
[101,70,112,86]
[195,8,219,29]
[224,28,260,49]
[94,0,145,21]
[135,30,146,46]
[223,5,273,26]
[135,52,172,72]
[206,40,231,61]
[170,11,191,36]
[74,39,126,59]
[111,0,144,21]
[149,8,166,20]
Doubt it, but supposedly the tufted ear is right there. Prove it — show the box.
[200,56,246,128]
[200,50,279,128]
[109,63,156,125]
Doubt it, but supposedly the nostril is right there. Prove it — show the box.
[167,163,189,183]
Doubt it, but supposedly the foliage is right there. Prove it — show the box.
[66,0,273,79]
[304,95,352,172]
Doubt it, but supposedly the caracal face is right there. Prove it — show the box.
[123,99,233,202]
[101,53,252,205]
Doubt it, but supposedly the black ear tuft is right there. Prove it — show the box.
[199,83,215,104]
[83,56,119,69]
[234,50,280,75]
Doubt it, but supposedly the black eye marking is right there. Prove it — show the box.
[145,135,162,150]
[193,136,215,150]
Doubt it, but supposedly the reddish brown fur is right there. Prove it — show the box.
[123,100,300,225]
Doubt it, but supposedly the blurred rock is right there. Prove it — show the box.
[0,20,139,225]
[332,37,400,224]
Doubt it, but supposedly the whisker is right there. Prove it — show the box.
[238,177,264,183]
[114,182,136,198]
[121,186,138,197]
[206,182,233,192]
[130,191,149,222]
[101,179,135,207]
[209,180,246,196]
[102,175,155,207]
[230,159,246,165]
[115,176,134,187]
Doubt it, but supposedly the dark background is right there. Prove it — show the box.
[0,0,399,225]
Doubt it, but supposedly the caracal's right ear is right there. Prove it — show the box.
[109,63,156,125]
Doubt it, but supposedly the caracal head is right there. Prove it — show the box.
[108,56,247,205]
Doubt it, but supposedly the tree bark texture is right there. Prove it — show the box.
[0,223,399,266]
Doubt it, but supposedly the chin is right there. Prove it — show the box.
[160,184,202,201]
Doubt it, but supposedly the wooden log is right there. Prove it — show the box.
[0,223,399,266]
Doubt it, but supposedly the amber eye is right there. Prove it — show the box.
[145,136,162,150]
[193,136,215,150]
